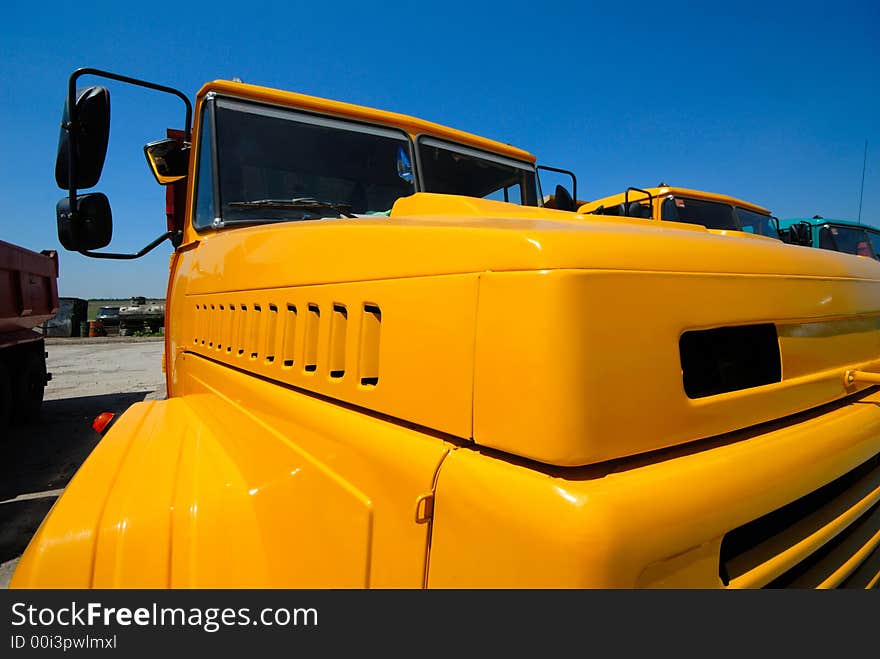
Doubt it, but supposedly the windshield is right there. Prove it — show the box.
[661,196,737,230]
[735,207,777,236]
[819,224,877,258]
[418,137,539,206]
[661,196,777,237]
[210,98,416,225]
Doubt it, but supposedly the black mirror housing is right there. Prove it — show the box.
[56,193,113,251]
[55,86,111,190]
[786,221,813,246]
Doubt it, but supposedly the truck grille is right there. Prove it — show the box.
[720,452,880,588]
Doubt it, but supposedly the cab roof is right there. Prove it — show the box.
[197,79,537,164]
[780,217,880,231]
[579,186,771,215]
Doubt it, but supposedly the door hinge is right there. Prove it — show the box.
[415,493,434,524]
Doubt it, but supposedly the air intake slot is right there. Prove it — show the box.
[329,304,347,378]
[305,304,320,372]
[250,304,261,359]
[265,304,277,363]
[193,303,201,343]
[282,304,297,367]
[208,305,215,347]
[217,304,226,351]
[679,323,780,398]
[359,304,381,386]
[199,304,207,346]
[237,305,247,356]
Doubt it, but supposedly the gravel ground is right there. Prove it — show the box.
[0,337,166,587]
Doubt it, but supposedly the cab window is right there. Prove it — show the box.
[661,196,738,230]
[819,225,875,258]
[866,229,880,260]
[418,137,539,206]
[735,207,777,237]
[194,96,416,229]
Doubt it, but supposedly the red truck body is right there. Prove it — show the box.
[0,240,59,427]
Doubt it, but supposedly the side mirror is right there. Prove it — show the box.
[144,137,190,185]
[56,193,112,251]
[787,221,813,246]
[55,86,111,190]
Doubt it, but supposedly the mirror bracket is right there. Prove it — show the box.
[537,165,578,210]
[625,187,654,215]
[79,231,178,260]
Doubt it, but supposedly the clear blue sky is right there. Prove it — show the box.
[1,0,877,298]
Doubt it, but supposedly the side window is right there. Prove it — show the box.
[193,104,216,229]
[868,230,880,260]
[665,196,738,230]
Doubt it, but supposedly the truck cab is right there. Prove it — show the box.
[780,216,880,259]
[579,185,781,239]
[11,70,880,589]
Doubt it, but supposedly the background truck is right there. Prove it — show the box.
[579,184,781,238]
[0,240,58,430]
[11,68,880,588]
[779,216,880,259]
[118,296,165,335]
[43,296,88,337]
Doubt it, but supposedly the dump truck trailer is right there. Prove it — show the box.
[0,240,58,430]
[11,69,880,588]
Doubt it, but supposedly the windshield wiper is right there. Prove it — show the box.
[226,197,357,218]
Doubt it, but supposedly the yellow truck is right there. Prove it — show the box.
[579,184,781,239]
[11,69,880,588]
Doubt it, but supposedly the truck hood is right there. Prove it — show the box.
[175,193,880,466]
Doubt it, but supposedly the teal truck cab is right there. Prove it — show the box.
[780,216,880,260]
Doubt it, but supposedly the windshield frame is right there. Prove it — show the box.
[191,94,418,232]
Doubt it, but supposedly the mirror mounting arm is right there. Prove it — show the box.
[537,165,578,208]
[65,67,193,221]
[79,230,179,260]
